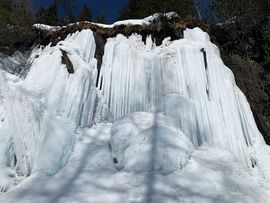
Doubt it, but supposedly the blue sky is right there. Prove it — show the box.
[32,0,212,23]
[33,0,128,22]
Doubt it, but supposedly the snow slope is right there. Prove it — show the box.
[0,22,270,202]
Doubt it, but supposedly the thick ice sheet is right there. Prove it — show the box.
[157,94,200,145]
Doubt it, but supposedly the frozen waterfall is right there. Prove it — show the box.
[0,23,270,202]
[98,28,265,167]
[0,29,98,190]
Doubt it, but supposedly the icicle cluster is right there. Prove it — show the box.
[0,29,98,189]
[98,28,265,167]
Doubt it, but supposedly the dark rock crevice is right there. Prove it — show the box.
[93,32,106,87]
[60,49,74,74]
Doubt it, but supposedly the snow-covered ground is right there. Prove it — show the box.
[0,117,269,203]
[0,20,270,203]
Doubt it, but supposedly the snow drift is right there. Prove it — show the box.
[0,17,270,202]
[109,112,194,175]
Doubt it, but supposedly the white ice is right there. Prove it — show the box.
[98,28,266,169]
[0,29,98,191]
[109,112,194,175]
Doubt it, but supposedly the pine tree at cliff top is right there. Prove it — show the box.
[79,5,92,22]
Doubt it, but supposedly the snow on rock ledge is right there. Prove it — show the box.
[33,12,180,32]
[184,27,210,42]
[109,112,194,175]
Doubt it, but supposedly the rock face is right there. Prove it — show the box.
[60,49,74,74]
[222,54,270,144]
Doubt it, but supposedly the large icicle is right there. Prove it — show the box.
[157,94,200,145]
[98,28,265,167]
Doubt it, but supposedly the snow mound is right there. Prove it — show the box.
[109,112,194,175]
[0,123,268,203]
[184,27,211,42]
